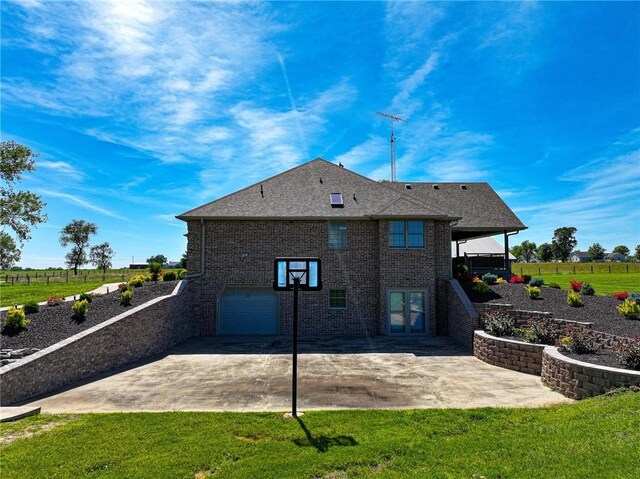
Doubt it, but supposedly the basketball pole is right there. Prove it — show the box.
[292,276,300,418]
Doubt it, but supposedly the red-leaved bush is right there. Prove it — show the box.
[510,275,525,284]
[569,280,583,292]
[613,292,629,301]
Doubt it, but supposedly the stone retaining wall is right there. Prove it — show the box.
[474,302,635,352]
[473,330,544,375]
[444,279,479,348]
[0,281,195,406]
[542,347,640,400]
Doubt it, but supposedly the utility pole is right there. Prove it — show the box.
[377,112,406,182]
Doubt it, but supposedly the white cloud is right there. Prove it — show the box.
[39,190,127,220]
[37,160,84,181]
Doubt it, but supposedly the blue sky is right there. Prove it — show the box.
[2,0,639,268]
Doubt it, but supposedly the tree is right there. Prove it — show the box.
[146,254,167,265]
[0,232,21,270]
[0,141,47,252]
[537,243,554,263]
[510,245,524,262]
[179,250,187,269]
[635,244,640,259]
[518,240,537,263]
[90,242,114,273]
[587,243,605,261]
[551,227,577,262]
[59,220,97,275]
[612,245,630,257]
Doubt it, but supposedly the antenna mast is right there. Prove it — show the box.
[377,112,406,182]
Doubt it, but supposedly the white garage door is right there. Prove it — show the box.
[219,288,279,335]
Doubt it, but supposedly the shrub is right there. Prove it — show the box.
[163,270,177,281]
[580,283,595,296]
[72,299,89,320]
[567,291,583,307]
[613,291,629,301]
[496,277,507,284]
[128,275,145,287]
[79,292,93,302]
[524,285,541,299]
[46,295,65,307]
[548,282,561,289]
[120,289,133,306]
[509,275,525,284]
[528,318,559,345]
[628,292,640,304]
[514,328,534,342]
[569,280,583,292]
[617,299,640,320]
[483,311,515,337]
[4,307,30,330]
[561,333,595,354]
[529,277,544,287]
[177,269,188,279]
[23,300,40,314]
[472,281,490,294]
[481,273,497,285]
[148,262,163,281]
[618,343,640,370]
[523,274,532,284]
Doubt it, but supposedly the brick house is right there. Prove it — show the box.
[177,158,525,340]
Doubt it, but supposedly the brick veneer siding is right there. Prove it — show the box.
[186,219,452,337]
[0,281,194,406]
[444,279,479,348]
[542,347,640,399]
[474,330,544,375]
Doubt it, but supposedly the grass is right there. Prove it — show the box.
[0,269,183,307]
[516,262,640,275]
[531,273,640,296]
[1,392,639,478]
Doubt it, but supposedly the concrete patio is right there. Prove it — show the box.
[22,336,571,413]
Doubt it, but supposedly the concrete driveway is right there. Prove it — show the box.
[24,336,570,413]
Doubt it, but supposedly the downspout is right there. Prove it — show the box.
[185,218,206,279]
[504,230,519,274]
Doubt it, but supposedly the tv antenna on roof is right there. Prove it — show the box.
[377,112,406,182]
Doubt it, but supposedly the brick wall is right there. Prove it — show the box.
[444,279,479,348]
[0,281,195,406]
[474,330,544,375]
[187,219,453,337]
[542,347,640,399]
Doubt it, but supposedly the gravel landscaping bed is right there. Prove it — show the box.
[1,281,178,351]
[466,283,640,339]
[560,348,628,370]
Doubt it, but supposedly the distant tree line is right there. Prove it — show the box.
[510,226,639,263]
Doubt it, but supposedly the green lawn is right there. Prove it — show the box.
[529,273,640,296]
[517,262,640,275]
[1,392,639,478]
[0,269,183,307]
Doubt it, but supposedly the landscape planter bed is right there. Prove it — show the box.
[474,330,640,399]
[542,347,640,400]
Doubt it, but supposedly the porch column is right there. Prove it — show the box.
[503,230,511,274]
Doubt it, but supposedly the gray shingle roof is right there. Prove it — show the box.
[177,158,454,220]
[177,158,526,234]
[385,182,526,233]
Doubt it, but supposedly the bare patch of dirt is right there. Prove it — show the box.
[0,415,78,445]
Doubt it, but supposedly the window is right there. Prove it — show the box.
[329,289,347,309]
[389,220,424,248]
[328,222,347,249]
[330,192,344,207]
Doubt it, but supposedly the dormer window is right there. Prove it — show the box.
[330,193,344,208]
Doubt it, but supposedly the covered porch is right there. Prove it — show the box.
[452,229,520,277]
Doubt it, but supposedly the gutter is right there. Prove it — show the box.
[185,218,205,279]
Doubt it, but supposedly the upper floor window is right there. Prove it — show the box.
[328,221,347,249]
[389,220,424,248]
